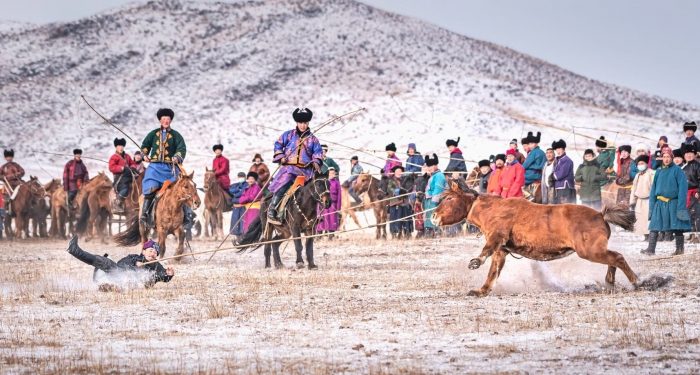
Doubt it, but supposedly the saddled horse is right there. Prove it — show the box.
[115,171,200,260]
[351,173,388,239]
[237,176,330,269]
[75,173,113,243]
[4,176,46,239]
[431,182,639,297]
[203,168,231,241]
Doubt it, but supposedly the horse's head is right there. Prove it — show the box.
[26,176,47,199]
[353,173,373,194]
[44,178,62,194]
[310,176,331,209]
[176,171,201,209]
[431,181,477,227]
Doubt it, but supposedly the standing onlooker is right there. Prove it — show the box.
[316,168,342,238]
[487,154,506,195]
[641,148,691,256]
[522,132,545,201]
[413,166,429,238]
[0,181,5,240]
[445,137,467,175]
[630,144,650,180]
[405,143,425,173]
[551,140,575,204]
[238,172,262,233]
[423,154,445,238]
[229,172,248,236]
[682,121,700,151]
[477,160,492,194]
[651,136,668,170]
[320,145,340,175]
[508,139,526,164]
[595,136,616,183]
[630,155,655,241]
[541,148,555,204]
[575,149,606,209]
[499,149,525,198]
[249,153,270,188]
[387,166,413,239]
[615,145,633,205]
[681,144,700,241]
[383,143,402,176]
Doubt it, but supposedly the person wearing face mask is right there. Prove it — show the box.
[249,153,270,188]
[229,172,248,236]
[575,149,607,210]
[630,155,655,242]
[487,154,506,196]
[66,235,174,288]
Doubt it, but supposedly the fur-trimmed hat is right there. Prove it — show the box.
[425,153,439,167]
[385,142,397,152]
[3,149,14,158]
[156,108,174,120]
[478,159,490,168]
[292,108,313,123]
[521,137,529,145]
[635,155,650,165]
[552,139,567,150]
[252,153,263,162]
[683,143,698,154]
[525,131,542,144]
[495,154,506,162]
[618,145,632,153]
[446,137,460,147]
[584,149,595,156]
[212,144,223,152]
[672,148,684,158]
[595,136,608,148]
[73,149,83,155]
[683,121,697,132]
[247,171,259,180]
[143,239,161,255]
[391,165,405,173]
[113,138,127,147]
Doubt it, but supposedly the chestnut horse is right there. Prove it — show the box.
[5,176,46,239]
[432,182,639,296]
[75,173,113,243]
[115,171,200,260]
[337,182,373,230]
[49,184,70,239]
[29,178,60,238]
[352,173,388,239]
[203,168,230,241]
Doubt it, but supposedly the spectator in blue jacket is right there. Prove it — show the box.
[522,131,545,200]
[228,172,248,236]
[405,143,425,173]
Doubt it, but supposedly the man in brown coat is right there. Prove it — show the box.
[0,149,25,190]
[249,153,270,188]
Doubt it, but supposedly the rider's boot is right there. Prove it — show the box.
[140,194,155,226]
[267,194,283,223]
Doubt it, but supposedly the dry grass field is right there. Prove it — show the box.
[1,231,698,374]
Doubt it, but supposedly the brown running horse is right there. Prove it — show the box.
[431,182,639,297]
[203,168,230,241]
[75,173,113,244]
[114,171,200,260]
[352,173,388,239]
[4,176,46,239]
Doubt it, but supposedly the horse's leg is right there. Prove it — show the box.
[264,244,272,268]
[14,214,23,239]
[176,227,185,256]
[468,247,507,297]
[468,234,504,270]
[350,210,361,228]
[305,237,317,270]
[273,240,284,269]
[158,230,167,259]
[203,209,211,238]
[577,237,639,286]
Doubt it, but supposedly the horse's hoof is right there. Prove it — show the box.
[467,290,485,297]
[468,259,482,270]
[296,262,305,269]
[275,263,285,270]
[265,264,271,269]
[308,264,318,270]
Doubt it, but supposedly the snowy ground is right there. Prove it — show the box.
[0,226,698,374]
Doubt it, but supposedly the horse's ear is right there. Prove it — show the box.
[450,181,461,192]
[188,171,195,178]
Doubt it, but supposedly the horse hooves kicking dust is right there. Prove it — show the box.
[635,273,675,291]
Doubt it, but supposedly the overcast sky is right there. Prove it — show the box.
[1,0,698,106]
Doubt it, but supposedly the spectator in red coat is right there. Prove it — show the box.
[108,138,137,213]
[63,149,89,207]
[212,144,231,193]
[498,149,525,198]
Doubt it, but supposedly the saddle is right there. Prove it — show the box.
[276,175,306,221]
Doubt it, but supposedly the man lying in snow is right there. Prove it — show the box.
[67,235,174,289]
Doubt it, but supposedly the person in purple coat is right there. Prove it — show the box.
[550,139,576,204]
[316,168,342,237]
[238,172,262,232]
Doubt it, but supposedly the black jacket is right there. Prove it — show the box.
[682,160,700,189]
[116,254,173,285]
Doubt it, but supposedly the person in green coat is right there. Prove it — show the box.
[575,149,608,210]
[595,136,616,186]
[320,144,340,175]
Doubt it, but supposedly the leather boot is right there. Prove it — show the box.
[267,194,283,223]
[641,231,658,255]
[140,195,155,226]
[674,232,684,255]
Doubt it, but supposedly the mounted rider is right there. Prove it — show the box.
[139,108,189,227]
[0,149,26,215]
[267,108,323,224]
[212,144,231,193]
[108,138,137,214]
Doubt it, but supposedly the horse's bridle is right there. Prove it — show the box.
[310,178,331,205]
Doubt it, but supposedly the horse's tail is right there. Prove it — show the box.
[235,215,264,253]
[114,215,142,246]
[74,193,91,234]
[601,204,636,231]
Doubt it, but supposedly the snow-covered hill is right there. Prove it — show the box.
[1,0,698,181]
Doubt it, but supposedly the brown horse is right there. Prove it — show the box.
[115,171,200,260]
[352,173,388,239]
[75,173,113,243]
[122,171,144,221]
[28,178,60,238]
[337,182,374,230]
[203,168,230,241]
[49,184,70,239]
[431,182,639,296]
[5,176,46,239]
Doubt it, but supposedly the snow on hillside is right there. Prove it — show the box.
[0,0,698,184]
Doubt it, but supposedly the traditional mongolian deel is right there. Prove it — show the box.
[649,163,692,232]
[268,128,323,194]
[141,125,187,195]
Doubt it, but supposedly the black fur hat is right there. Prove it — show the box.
[521,137,528,145]
[247,171,259,180]
[618,145,632,153]
[595,136,608,148]
[525,131,541,144]
[385,142,397,152]
[478,159,490,168]
[350,155,358,161]
[552,139,567,150]
[673,148,684,158]
[212,144,223,152]
[635,155,650,165]
[683,143,698,154]
[446,137,460,147]
[156,108,174,120]
[425,153,439,167]
[292,108,313,123]
[113,138,127,147]
[3,149,14,158]
[683,121,697,132]
[73,149,83,155]
[495,154,506,162]
[584,149,595,156]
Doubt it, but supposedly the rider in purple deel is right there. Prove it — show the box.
[267,108,323,223]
